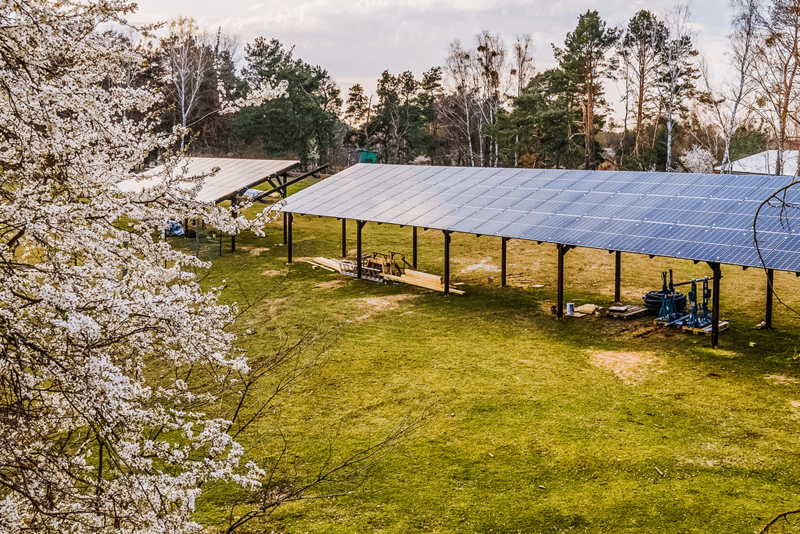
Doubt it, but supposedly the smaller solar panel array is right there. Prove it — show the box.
[283,164,800,273]
[118,158,300,204]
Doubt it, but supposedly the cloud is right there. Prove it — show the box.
[131,0,734,113]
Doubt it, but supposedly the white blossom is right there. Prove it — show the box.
[0,1,285,532]
[681,144,718,174]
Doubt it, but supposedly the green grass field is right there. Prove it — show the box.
[191,179,800,534]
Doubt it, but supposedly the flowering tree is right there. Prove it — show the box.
[681,144,717,173]
[0,0,290,531]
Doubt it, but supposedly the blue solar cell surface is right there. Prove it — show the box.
[282,164,800,272]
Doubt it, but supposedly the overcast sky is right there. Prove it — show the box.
[130,0,735,114]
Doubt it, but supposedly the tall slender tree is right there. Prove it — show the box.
[655,4,701,171]
[162,17,210,150]
[475,30,507,167]
[618,10,668,154]
[442,39,481,167]
[554,10,620,169]
[750,0,800,175]
[510,34,535,165]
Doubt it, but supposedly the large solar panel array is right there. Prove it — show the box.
[282,164,800,273]
[118,157,299,204]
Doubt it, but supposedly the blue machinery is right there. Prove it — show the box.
[652,270,715,329]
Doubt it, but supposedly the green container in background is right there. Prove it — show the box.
[359,151,377,164]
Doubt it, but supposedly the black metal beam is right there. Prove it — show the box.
[557,244,564,319]
[356,220,365,279]
[711,262,721,348]
[287,212,293,263]
[501,237,508,287]
[283,212,288,245]
[222,163,301,205]
[252,165,328,200]
[231,210,237,252]
[341,219,347,258]
[412,226,418,269]
[443,231,452,296]
[615,250,621,303]
[766,268,774,329]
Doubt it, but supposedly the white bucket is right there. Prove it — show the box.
[566,302,575,315]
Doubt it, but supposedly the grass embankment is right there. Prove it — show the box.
[192,178,800,533]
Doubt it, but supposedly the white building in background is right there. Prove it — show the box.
[717,150,799,176]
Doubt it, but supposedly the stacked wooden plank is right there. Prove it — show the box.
[306,257,383,282]
[383,269,465,295]
[306,257,342,272]
[306,257,464,294]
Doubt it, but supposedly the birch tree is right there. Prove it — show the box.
[162,17,211,150]
[655,4,700,171]
[718,0,762,172]
[475,30,507,167]
[510,34,535,166]
[511,34,535,98]
[442,39,480,167]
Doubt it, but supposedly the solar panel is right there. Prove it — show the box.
[283,164,800,273]
[119,157,300,204]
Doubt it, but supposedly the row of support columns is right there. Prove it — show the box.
[286,215,786,348]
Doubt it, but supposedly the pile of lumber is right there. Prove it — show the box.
[306,257,464,294]
[383,269,464,295]
[306,257,343,272]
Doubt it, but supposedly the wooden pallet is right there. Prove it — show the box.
[607,305,650,320]
[683,321,729,335]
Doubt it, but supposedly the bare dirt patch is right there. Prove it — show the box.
[352,294,420,321]
[457,256,496,273]
[766,374,800,385]
[268,297,287,316]
[262,269,288,277]
[249,247,270,256]
[315,280,345,290]
[588,350,661,384]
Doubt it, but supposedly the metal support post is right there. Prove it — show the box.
[443,231,451,296]
[341,219,347,258]
[501,237,508,287]
[283,212,288,245]
[287,212,293,264]
[412,226,418,269]
[615,250,621,303]
[766,268,774,329]
[231,209,237,253]
[711,262,721,348]
[557,244,565,319]
[356,220,364,279]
